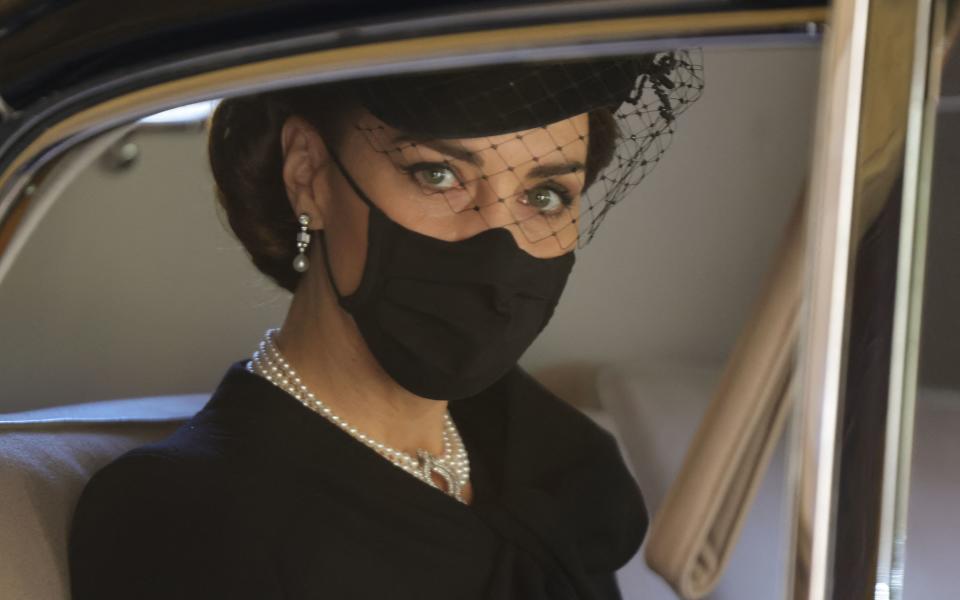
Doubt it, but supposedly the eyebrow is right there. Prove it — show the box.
[393,133,585,181]
[527,162,585,180]
[393,134,483,166]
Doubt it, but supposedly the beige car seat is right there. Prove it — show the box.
[0,394,207,600]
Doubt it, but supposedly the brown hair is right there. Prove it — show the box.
[207,84,620,293]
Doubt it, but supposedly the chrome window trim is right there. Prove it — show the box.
[875,1,948,598]
[788,0,948,599]
[786,2,871,597]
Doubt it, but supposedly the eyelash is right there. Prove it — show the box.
[398,161,576,216]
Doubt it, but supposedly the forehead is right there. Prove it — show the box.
[356,108,589,158]
[460,113,589,152]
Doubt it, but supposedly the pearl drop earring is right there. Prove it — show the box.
[293,213,311,273]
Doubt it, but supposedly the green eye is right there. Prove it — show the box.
[413,164,459,189]
[525,187,570,215]
[425,169,448,184]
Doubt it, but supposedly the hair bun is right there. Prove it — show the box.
[208,93,302,292]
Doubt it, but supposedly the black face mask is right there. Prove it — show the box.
[314,153,576,400]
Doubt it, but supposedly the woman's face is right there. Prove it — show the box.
[282,107,589,296]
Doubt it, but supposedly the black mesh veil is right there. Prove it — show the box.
[305,49,703,256]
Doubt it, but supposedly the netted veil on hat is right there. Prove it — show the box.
[332,49,704,252]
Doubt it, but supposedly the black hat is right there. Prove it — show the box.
[352,55,676,139]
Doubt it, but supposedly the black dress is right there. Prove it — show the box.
[68,359,647,599]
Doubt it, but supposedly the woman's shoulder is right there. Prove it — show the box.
[456,363,630,466]
[69,399,287,541]
[72,444,216,519]
[78,360,288,492]
[73,406,257,501]
[68,368,299,600]
[68,443,284,599]
[495,365,650,571]
[69,443,233,562]
[500,365,622,450]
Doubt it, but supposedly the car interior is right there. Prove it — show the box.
[0,2,956,599]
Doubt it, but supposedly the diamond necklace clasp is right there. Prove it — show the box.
[416,449,463,500]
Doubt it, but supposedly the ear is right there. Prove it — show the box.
[280,115,334,230]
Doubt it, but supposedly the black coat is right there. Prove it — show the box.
[68,359,647,599]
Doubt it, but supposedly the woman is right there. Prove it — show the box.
[68,53,702,599]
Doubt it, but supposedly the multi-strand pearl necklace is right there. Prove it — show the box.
[245,327,471,504]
